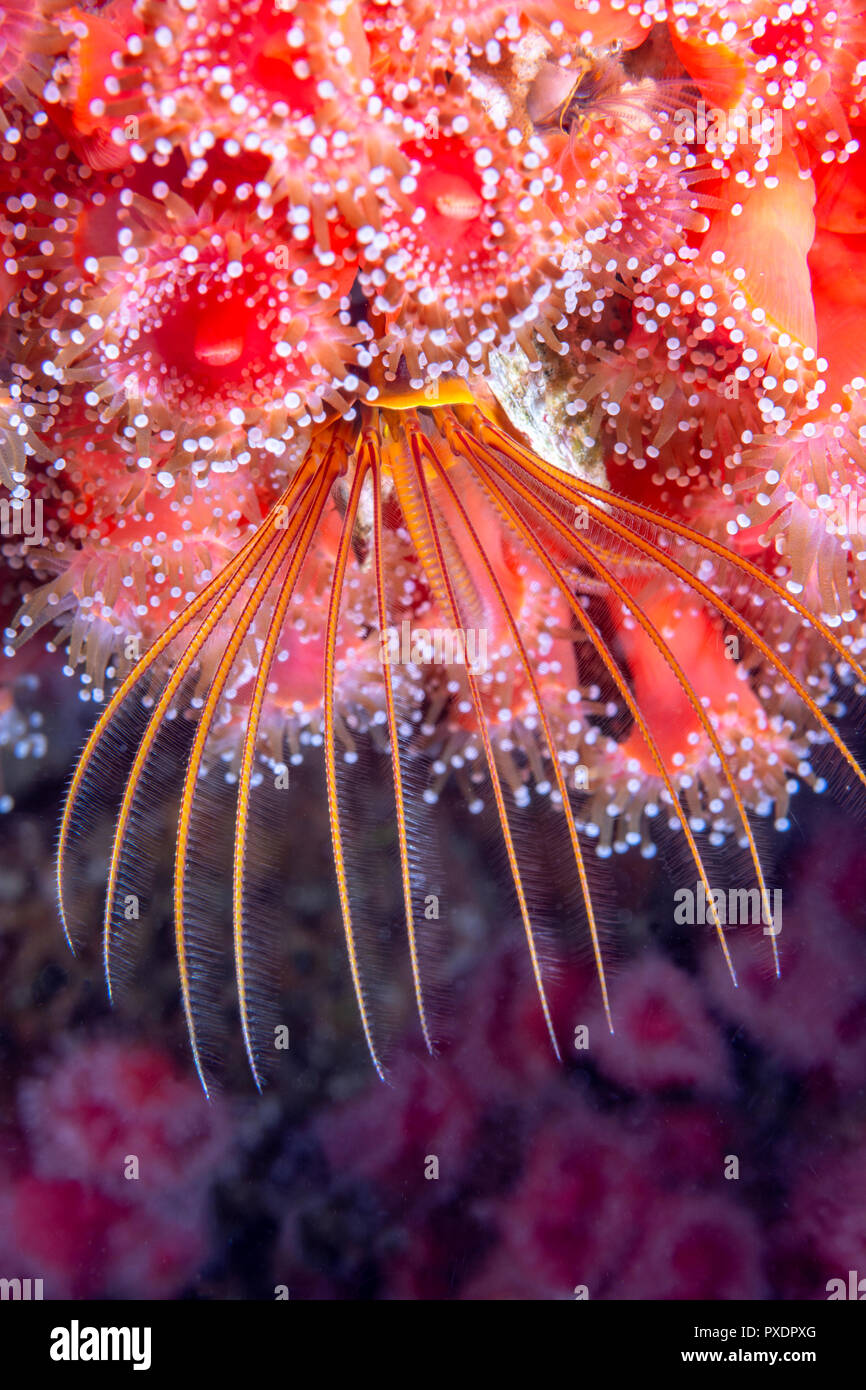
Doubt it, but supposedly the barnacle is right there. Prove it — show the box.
[3,0,866,1087]
[51,396,866,1089]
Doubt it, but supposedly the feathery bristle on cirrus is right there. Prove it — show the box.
[56,402,866,1092]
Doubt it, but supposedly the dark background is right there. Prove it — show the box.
[1,639,865,1301]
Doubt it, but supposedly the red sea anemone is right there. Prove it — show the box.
[361,118,575,380]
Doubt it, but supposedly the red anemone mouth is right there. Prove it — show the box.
[362,127,572,378]
[75,208,364,428]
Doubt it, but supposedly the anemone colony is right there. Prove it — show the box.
[2,0,866,1088]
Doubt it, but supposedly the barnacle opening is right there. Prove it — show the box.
[52,401,866,1087]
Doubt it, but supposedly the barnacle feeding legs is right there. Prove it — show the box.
[58,404,866,1089]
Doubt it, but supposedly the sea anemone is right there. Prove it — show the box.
[11,451,265,690]
[669,0,866,160]
[55,191,364,468]
[360,115,575,380]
